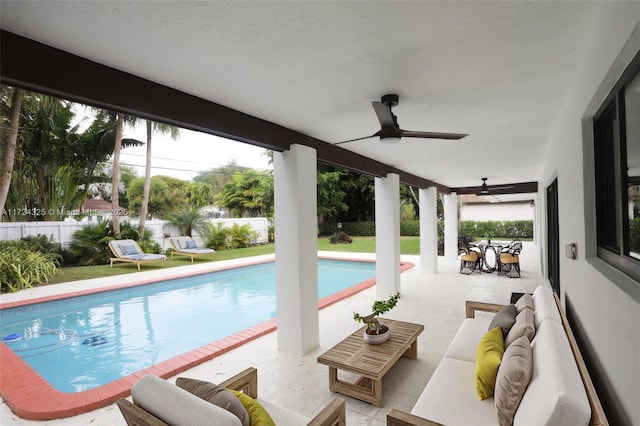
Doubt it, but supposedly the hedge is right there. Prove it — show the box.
[321,220,533,239]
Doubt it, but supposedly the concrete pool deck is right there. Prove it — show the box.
[1,246,545,424]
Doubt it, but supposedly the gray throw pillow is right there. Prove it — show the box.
[489,304,517,337]
[176,377,250,426]
[495,336,533,426]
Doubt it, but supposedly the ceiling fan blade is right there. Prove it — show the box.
[400,130,468,140]
[334,132,379,145]
[372,101,398,133]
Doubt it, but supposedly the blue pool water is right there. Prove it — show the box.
[0,259,375,392]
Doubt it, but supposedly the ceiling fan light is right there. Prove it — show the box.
[480,178,489,194]
[381,136,401,144]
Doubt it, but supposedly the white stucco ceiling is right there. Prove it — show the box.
[1,1,606,190]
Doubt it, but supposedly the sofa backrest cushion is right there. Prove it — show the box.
[132,375,242,426]
[514,320,590,426]
[532,286,561,329]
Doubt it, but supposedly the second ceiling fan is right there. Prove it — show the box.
[336,94,468,145]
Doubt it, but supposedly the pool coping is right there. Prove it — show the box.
[0,257,414,420]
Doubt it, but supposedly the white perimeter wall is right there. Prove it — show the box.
[538,5,640,424]
[0,217,270,252]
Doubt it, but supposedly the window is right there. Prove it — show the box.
[594,52,640,280]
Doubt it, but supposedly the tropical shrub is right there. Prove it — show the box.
[0,234,75,265]
[67,220,113,265]
[227,223,253,249]
[0,246,60,293]
[204,221,229,250]
[329,231,353,244]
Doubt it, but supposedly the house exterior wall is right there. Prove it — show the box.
[539,5,640,425]
[459,201,534,221]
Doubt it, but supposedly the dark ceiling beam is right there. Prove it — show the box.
[452,181,538,195]
[0,30,450,193]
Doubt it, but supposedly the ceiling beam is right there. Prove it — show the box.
[452,181,538,195]
[0,30,450,193]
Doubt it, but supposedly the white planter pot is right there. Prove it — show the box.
[363,326,390,345]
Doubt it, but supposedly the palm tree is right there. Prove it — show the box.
[0,87,23,216]
[168,205,208,237]
[111,113,124,235]
[138,120,179,234]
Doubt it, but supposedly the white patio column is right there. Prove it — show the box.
[444,192,459,261]
[273,144,318,355]
[419,187,438,273]
[375,173,401,297]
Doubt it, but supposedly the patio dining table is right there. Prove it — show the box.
[471,240,506,272]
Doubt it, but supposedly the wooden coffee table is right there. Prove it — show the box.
[317,319,424,406]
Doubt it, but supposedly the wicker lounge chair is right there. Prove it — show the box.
[108,239,166,270]
[117,367,346,426]
[169,236,216,262]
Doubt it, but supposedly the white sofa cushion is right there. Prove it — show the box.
[514,320,590,426]
[411,358,497,425]
[532,286,561,328]
[132,375,242,426]
[257,399,310,425]
[444,317,492,362]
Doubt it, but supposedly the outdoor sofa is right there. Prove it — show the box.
[108,239,166,270]
[117,367,346,426]
[387,285,608,426]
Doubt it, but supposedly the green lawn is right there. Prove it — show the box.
[47,236,421,285]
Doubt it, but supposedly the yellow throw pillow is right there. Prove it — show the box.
[475,326,505,400]
[230,390,276,426]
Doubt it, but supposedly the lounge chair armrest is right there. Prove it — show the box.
[219,367,258,398]
[307,397,346,426]
[465,300,506,318]
[386,408,444,426]
[117,398,169,426]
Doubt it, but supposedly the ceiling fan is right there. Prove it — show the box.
[479,178,515,195]
[335,94,468,145]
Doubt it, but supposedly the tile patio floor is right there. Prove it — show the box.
[1,242,545,425]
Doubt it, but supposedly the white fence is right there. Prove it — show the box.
[0,218,270,251]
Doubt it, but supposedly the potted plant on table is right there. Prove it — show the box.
[353,292,400,344]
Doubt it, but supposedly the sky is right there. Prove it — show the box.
[74,106,273,181]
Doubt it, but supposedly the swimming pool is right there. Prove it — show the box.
[1,259,376,393]
[0,257,414,420]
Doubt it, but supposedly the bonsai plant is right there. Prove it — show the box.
[353,292,400,344]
